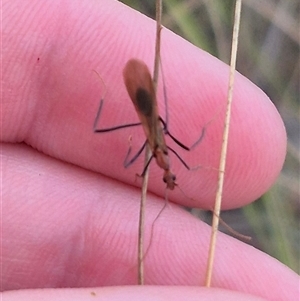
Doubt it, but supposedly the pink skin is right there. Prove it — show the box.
[2,0,298,300]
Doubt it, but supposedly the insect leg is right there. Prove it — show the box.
[189,126,206,149]
[94,99,142,133]
[167,145,190,170]
[140,153,154,177]
[159,63,206,151]
[159,117,206,151]
[124,140,148,168]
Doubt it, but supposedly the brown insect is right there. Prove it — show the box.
[94,58,204,189]
[123,59,178,189]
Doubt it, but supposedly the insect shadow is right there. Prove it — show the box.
[94,59,205,190]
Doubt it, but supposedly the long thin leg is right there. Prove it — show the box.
[159,117,189,150]
[189,127,206,149]
[124,140,148,168]
[124,140,154,177]
[140,153,154,177]
[167,146,190,170]
[159,117,206,151]
[93,99,142,133]
[160,62,199,152]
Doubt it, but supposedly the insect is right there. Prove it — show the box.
[94,58,204,189]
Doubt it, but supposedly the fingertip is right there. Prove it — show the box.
[4,0,286,209]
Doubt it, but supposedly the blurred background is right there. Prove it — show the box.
[120,0,299,274]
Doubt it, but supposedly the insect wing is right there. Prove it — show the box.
[123,59,159,147]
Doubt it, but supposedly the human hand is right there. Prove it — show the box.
[2,0,298,300]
